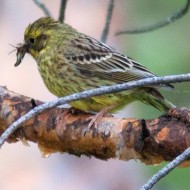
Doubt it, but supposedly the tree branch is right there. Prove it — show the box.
[141,145,190,190]
[32,0,51,17]
[58,0,68,23]
[1,73,190,147]
[1,86,190,166]
[116,0,190,35]
[101,0,115,43]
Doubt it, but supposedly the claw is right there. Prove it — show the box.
[84,105,116,135]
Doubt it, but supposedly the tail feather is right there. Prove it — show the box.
[137,88,176,112]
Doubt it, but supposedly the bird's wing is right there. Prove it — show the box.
[64,36,157,84]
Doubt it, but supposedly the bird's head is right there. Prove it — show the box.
[14,17,72,66]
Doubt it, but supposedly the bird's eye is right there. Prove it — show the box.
[29,38,35,44]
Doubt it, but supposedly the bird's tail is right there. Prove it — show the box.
[137,87,176,112]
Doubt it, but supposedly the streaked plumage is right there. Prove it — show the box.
[15,17,175,113]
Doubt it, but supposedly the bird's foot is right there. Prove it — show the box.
[84,105,115,135]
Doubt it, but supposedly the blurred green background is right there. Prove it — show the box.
[118,0,190,119]
[0,0,190,190]
[120,1,190,190]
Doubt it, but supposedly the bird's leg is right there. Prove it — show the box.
[86,104,116,131]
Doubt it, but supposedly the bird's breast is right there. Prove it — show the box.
[37,55,100,97]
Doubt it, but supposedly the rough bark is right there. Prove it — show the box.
[0,86,190,166]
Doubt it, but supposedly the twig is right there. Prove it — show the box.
[58,0,68,23]
[0,73,190,147]
[32,0,51,17]
[140,147,190,190]
[101,0,115,43]
[116,0,190,35]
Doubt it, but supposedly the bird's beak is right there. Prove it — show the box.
[14,43,29,67]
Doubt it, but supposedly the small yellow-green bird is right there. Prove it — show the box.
[15,17,175,117]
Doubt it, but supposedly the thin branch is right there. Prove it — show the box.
[101,0,115,43]
[58,0,68,23]
[0,73,190,147]
[116,0,190,35]
[140,146,190,190]
[32,0,51,17]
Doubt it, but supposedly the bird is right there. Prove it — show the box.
[15,17,175,126]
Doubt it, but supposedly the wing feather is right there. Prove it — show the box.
[63,35,172,87]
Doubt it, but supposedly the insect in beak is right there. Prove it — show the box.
[14,43,28,67]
